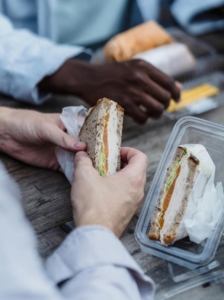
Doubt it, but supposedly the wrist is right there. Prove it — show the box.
[38,59,93,97]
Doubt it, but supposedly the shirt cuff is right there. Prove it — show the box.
[0,27,92,105]
[28,46,91,105]
[45,225,154,288]
[34,49,92,105]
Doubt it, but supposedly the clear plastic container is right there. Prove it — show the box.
[135,116,224,269]
[155,270,224,300]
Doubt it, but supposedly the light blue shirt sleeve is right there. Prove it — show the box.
[0,13,89,105]
[171,0,224,35]
[0,161,155,300]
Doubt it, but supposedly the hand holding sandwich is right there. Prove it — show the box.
[0,108,86,170]
[71,147,148,237]
[39,59,181,124]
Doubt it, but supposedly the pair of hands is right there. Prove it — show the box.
[39,59,181,124]
[0,108,148,237]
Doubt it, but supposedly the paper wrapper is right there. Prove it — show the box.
[174,144,224,244]
[133,43,196,77]
[55,106,88,184]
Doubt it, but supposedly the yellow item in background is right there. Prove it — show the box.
[168,84,220,113]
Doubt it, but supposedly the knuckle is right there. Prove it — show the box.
[128,71,144,84]
[38,124,50,141]
[133,58,147,68]
[155,103,164,114]
[61,135,68,146]
[127,87,139,99]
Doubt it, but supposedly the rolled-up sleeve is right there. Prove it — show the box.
[45,226,155,300]
[0,13,90,105]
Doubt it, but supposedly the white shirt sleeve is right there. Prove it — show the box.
[0,161,155,300]
[0,13,90,105]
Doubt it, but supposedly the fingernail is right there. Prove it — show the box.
[175,81,183,90]
[73,141,86,149]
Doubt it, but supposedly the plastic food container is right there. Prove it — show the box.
[135,116,224,269]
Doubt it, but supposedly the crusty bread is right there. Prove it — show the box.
[79,98,110,170]
[103,21,173,62]
[148,146,199,245]
[79,98,124,175]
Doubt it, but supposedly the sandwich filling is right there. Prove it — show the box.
[98,144,107,176]
[98,112,109,176]
[148,146,200,245]
[160,154,198,244]
[97,102,122,176]
[157,148,187,229]
[79,98,124,177]
[148,144,216,246]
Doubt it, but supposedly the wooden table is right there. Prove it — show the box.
[1,88,224,298]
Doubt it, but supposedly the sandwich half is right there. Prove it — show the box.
[148,146,200,245]
[79,98,124,176]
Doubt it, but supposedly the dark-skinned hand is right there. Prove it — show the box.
[39,59,181,124]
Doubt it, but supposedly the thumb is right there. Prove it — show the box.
[73,152,96,185]
[74,151,93,169]
[47,126,86,151]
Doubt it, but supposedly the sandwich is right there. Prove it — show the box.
[148,144,214,245]
[79,98,124,176]
[103,21,173,62]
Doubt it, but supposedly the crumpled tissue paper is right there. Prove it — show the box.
[175,144,224,244]
[55,106,88,184]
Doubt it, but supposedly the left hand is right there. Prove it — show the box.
[0,108,86,170]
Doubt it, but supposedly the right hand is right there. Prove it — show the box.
[39,59,181,124]
[71,147,148,237]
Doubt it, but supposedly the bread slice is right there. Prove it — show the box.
[79,98,124,176]
[103,21,173,62]
[148,146,199,245]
